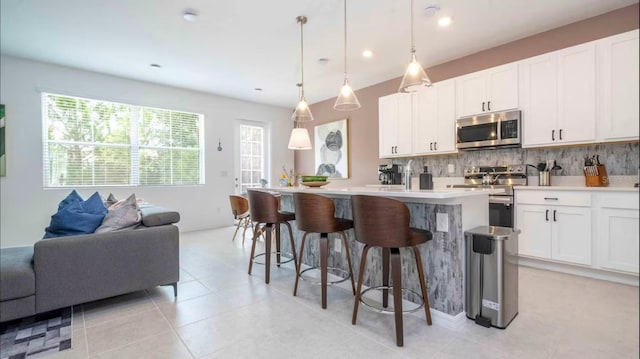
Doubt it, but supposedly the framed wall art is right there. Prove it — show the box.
[314,118,349,179]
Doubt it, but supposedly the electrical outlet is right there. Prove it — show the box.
[334,239,342,253]
[448,164,455,174]
[436,213,449,232]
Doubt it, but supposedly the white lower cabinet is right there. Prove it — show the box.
[516,191,591,266]
[595,193,639,274]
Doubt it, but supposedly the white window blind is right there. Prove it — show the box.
[42,93,204,187]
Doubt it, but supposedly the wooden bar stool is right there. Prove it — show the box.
[229,195,252,244]
[351,195,433,347]
[247,189,297,284]
[293,192,356,309]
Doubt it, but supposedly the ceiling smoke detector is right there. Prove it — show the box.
[424,5,440,17]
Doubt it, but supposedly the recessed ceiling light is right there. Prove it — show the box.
[183,10,198,22]
[362,49,374,58]
[424,5,440,17]
[150,64,161,69]
[254,88,263,92]
[438,16,452,27]
[318,58,330,65]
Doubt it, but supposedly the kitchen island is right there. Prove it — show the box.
[263,186,498,326]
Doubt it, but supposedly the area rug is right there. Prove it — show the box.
[0,308,72,359]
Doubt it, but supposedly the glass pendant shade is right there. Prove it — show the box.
[291,96,314,122]
[287,127,312,150]
[334,77,361,111]
[399,51,431,92]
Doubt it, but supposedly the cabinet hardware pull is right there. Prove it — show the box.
[430,142,433,151]
[544,197,559,200]
[487,101,491,111]
[545,209,549,221]
[559,129,563,140]
[552,129,555,141]
[553,210,557,222]
[434,142,437,150]
[482,102,485,112]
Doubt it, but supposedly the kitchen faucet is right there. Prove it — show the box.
[405,160,413,190]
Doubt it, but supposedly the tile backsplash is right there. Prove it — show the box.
[393,142,639,177]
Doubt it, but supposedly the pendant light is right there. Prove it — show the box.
[333,0,361,111]
[398,0,432,92]
[291,16,314,122]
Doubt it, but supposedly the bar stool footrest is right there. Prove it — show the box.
[299,266,351,285]
[252,251,295,265]
[359,285,425,314]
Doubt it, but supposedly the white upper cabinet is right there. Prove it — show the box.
[520,42,596,147]
[378,93,412,158]
[456,63,518,118]
[596,29,640,142]
[412,80,457,155]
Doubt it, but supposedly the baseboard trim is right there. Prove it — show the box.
[518,257,639,286]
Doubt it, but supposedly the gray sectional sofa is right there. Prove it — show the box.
[0,205,180,322]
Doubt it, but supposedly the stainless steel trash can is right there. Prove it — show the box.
[465,226,519,329]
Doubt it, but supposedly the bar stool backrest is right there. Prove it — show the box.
[247,189,281,224]
[293,192,336,233]
[229,195,249,219]
[351,195,412,248]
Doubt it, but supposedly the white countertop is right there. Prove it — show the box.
[267,186,502,199]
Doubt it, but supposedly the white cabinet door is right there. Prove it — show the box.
[520,53,558,147]
[413,80,457,155]
[557,42,596,144]
[433,80,457,154]
[516,204,552,259]
[596,30,640,142]
[396,93,413,156]
[456,71,486,117]
[597,208,639,274]
[551,206,592,265]
[378,94,398,157]
[486,63,519,113]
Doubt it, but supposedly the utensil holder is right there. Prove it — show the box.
[584,164,609,187]
[538,172,551,186]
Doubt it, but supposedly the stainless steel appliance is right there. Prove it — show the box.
[456,110,521,150]
[378,164,402,185]
[465,226,519,328]
[451,164,527,228]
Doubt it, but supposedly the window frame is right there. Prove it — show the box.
[41,92,205,188]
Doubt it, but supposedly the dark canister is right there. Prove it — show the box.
[419,166,433,190]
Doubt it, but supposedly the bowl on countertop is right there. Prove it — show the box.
[301,181,330,187]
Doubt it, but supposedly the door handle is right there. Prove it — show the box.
[545,209,549,221]
[482,102,485,112]
[553,210,557,222]
[544,197,558,200]
[434,142,438,150]
[487,101,491,111]
[430,142,433,151]
[559,129,563,140]
[552,129,555,141]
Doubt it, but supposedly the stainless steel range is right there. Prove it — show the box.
[451,164,528,228]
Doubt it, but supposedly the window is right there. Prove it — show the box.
[238,124,265,193]
[42,93,204,187]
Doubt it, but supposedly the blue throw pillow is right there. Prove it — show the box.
[43,191,108,238]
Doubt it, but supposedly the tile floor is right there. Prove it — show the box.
[44,226,638,359]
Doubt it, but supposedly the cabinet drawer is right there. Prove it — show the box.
[516,190,591,207]
[596,192,639,210]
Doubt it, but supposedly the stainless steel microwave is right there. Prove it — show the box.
[456,110,521,150]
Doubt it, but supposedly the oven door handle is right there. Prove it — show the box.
[489,196,513,205]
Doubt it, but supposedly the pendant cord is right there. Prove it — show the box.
[300,18,305,98]
[343,0,347,78]
[410,0,415,54]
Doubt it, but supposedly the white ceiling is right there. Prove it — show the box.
[1,0,637,108]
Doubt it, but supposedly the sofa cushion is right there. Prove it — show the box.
[44,191,108,238]
[0,246,35,301]
[95,193,142,233]
[139,204,180,227]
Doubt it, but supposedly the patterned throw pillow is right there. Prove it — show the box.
[94,193,142,233]
[43,191,108,238]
